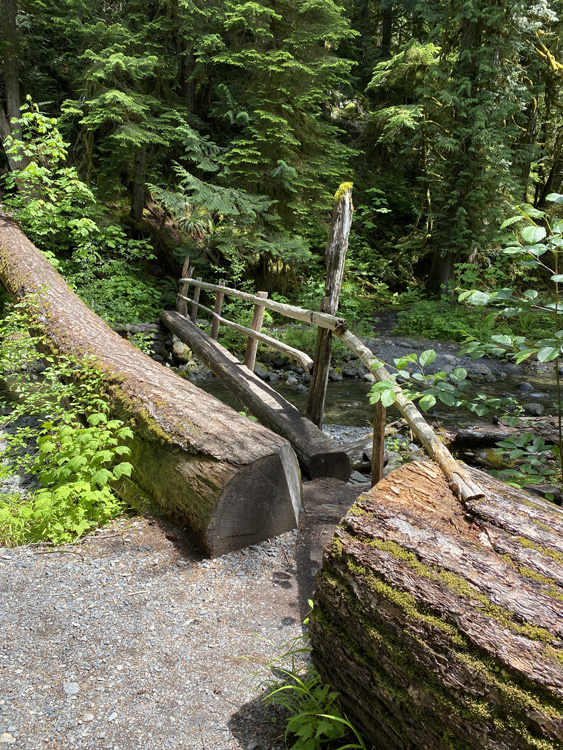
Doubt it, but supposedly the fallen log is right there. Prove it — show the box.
[161,310,351,481]
[450,418,561,448]
[310,461,563,749]
[0,212,301,556]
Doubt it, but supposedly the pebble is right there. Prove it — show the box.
[0,734,15,744]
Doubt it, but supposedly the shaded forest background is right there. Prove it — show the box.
[1,0,563,325]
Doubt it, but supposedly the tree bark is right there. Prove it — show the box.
[129,148,147,224]
[310,461,563,749]
[0,212,301,556]
[161,310,351,481]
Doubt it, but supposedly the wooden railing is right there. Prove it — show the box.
[173,183,483,502]
[176,276,346,373]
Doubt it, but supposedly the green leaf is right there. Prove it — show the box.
[380,390,396,408]
[537,346,560,363]
[500,216,525,229]
[552,275,563,283]
[113,462,133,479]
[546,193,563,204]
[521,225,546,244]
[419,394,436,411]
[90,468,113,487]
[419,350,436,367]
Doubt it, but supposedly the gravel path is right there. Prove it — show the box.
[0,480,363,750]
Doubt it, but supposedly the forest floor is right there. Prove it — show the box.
[0,479,364,750]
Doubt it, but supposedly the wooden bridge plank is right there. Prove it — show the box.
[161,310,352,481]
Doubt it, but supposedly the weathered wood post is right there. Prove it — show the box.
[306,183,353,427]
[190,277,202,323]
[177,256,192,318]
[244,291,268,371]
[371,402,386,486]
[210,283,225,340]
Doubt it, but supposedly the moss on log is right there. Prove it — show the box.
[310,460,563,749]
[0,212,301,556]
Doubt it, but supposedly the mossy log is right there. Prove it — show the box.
[0,212,301,556]
[310,460,563,749]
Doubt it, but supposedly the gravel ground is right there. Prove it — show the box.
[0,480,364,750]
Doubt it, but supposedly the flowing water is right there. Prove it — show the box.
[199,370,560,430]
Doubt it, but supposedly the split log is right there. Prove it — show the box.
[0,212,301,556]
[310,461,563,750]
[161,310,351,481]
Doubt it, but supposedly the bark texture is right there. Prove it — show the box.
[0,213,301,556]
[310,460,563,749]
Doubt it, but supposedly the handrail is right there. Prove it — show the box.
[179,277,347,332]
[178,293,313,372]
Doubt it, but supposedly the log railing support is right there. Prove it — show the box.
[244,291,268,372]
[190,277,202,323]
[177,256,192,318]
[210,283,225,340]
[306,183,353,427]
[371,402,386,487]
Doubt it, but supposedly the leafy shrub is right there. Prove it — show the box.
[0,301,133,546]
[392,299,509,342]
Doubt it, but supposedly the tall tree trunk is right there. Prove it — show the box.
[381,5,393,57]
[537,126,563,208]
[129,148,147,224]
[0,0,28,170]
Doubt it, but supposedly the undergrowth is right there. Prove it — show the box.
[247,604,369,750]
[0,300,133,546]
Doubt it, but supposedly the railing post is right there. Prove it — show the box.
[371,402,386,487]
[190,277,202,323]
[177,256,192,318]
[210,283,225,340]
[244,291,268,371]
[306,183,353,428]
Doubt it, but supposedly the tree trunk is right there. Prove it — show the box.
[310,460,563,749]
[0,212,301,556]
[129,148,147,224]
[0,0,28,170]
[161,310,351,481]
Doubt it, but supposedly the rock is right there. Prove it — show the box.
[302,373,311,384]
[271,354,289,368]
[267,372,279,383]
[253,362,269,379]
[172,341,192,363]
[519,382,534,392]
[342,367,359,378]
[348,470,370,484]
[467,363,492,379]
[296,384,308,394]
[0,734,15,744]
[522,402,544,416]
[363,372,375,384]
[63,681,80,695]
[285,375,298,385]
[329,367,343,382]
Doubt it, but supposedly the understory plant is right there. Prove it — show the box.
[0,300,133,545]
[250,604,368,750]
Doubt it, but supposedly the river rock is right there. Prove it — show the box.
[329,367,343,382]
[172,341,192,363]
[253,362,269,379]
[296,384,308,394]
[519,382,534,392]
[523,402,544,416]
[342,367,359,378]
[285,374,298,385]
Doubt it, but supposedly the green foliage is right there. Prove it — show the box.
[2,105,172,324]
[391,300,504,343]
[249,604,368,750]
[0,301,133,546]
[493,433,558,493]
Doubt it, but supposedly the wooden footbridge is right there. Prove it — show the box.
[0,187,481,557]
